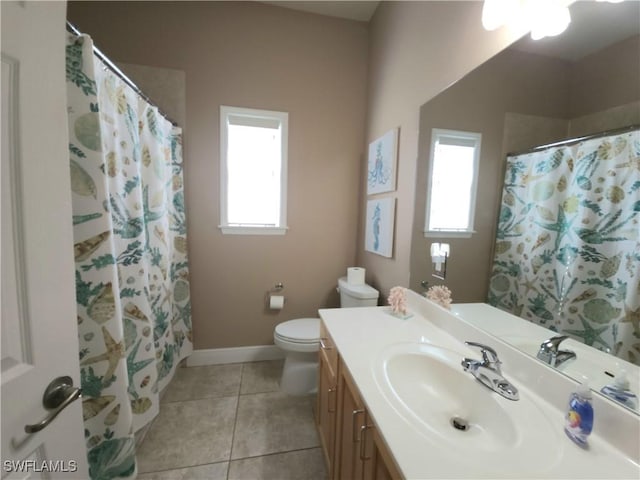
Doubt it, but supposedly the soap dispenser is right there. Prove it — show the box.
[601,370,638,410]
[564,379,593,448]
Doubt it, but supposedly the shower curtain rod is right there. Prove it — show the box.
[66,21,179,127]
[508,123,639,157]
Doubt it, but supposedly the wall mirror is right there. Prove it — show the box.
[410,0,639,413]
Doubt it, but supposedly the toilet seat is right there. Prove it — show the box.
[274,318,320,353]
[274,318,320,344]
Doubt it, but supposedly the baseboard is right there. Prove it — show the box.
[186,345,285,366]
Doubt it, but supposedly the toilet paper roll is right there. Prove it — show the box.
[347,267,365,285]
[269,295,285,310]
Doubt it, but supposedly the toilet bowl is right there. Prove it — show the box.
[274,318,320,395]
[274,277,379,395]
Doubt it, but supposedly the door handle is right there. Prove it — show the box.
[359,424,374,461]
[327,386,337,413]
[352,409,365,442]
[24,376,82,434]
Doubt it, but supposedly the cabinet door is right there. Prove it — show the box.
[317,348,337,475]
[363,426,404,480]
[320,321,338,373]
[336,364,366,480]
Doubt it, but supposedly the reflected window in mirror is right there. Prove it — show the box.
[424,129,481,239]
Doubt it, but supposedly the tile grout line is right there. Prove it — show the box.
[139,459,229,477]
[226,362,245,480]
[139,446,325,478]
[161,392,240,405]
[226,391,321,463]
[141,360,324,478]
[229,445,324,463]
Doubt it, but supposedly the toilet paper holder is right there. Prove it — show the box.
[265,283,285,311]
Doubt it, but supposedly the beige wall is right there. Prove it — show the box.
[568,34,640,137]
[570,101,640,138]
[502,113,570,156]
[68,1,368,349]
[410,50,571,302]
[71,1,620,347]
[409,36,640,303]
[358,1,526,299]
[117,62,187,130]
[570,35,640,118]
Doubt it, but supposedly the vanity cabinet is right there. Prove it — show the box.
[367,427,399,480]
[317,322,338,476]
[336,361,366,480]
[335,358,401,480]
[317,321,402,480]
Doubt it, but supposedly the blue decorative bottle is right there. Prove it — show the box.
[564,380,593,448]
[600,370,638,411]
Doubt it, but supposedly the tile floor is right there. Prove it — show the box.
[137,360,327,479]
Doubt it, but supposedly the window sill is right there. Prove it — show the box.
[219,225,288,235]
[423,230,475,239]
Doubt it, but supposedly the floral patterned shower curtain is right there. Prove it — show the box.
[66,33,192,479]
[488,128,640,366]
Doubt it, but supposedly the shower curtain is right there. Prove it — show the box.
[488,128,640,366]
[66,33,192,479]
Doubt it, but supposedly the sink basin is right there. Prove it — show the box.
[373,342,561,474]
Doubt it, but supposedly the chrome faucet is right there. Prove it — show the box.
[461,341,519,401]
[536,335,576,368]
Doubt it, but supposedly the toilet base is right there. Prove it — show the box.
[279,351,318,396]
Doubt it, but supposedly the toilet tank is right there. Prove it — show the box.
[337,277,379,308]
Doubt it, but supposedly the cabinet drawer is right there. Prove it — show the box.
[320,320,338,375]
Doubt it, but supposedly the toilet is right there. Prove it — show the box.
[274,277,379,395]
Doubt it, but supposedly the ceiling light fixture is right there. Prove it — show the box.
[481,0,574,40]
[528,0,572,40]
[481,0,519,31]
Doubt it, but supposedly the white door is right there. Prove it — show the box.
[1,1,89,478]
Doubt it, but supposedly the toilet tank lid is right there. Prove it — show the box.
[338,277,379,299]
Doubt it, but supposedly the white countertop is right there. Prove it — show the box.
[451,303,640,405]
[319,291,640,479]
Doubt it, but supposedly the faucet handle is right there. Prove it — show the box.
[541,335,569,353]
[464,341,500,366]
[538,335,575,367]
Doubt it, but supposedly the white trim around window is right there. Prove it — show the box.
[219,105,289,235]
[424,128,481,238]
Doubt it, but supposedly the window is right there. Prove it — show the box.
[219,106,288,235]
[424,129,481,238]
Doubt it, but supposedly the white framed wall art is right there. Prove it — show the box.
[367,128,398,195]
[365,197,395,258]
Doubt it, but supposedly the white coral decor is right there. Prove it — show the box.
[388,286,408,315]
[426,285,452,310]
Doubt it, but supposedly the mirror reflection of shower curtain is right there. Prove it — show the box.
[488,128,640,366]
[67,33,192,478]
